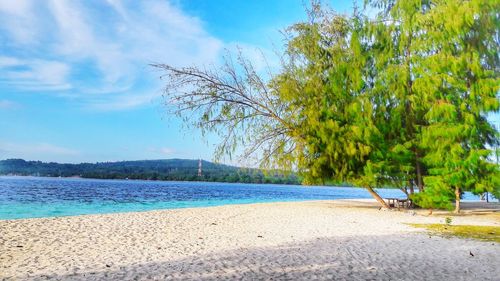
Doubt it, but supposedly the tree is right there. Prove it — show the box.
[153,4,395,208]
[366,0,431,196]
[151,51,297,169]
[357,0,499,212]
[153,0,499,211]
[270,5,396,207]
[410,0,500,213]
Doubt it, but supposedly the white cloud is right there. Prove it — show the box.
[147,147,175,156]
[0,0,224,110]
[87,90,161,111]
[0,56,22,67]
[0,0,38,44]
[225,43,282,76]
[0,0,30,15]
[160,147,175,155]
[0,56,71,91]
[0,141,80,162]
[105,0,127,19]
[0,1,279,112]
[0,99,19,109]
[47,0,133,86]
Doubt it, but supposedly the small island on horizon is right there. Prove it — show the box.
[0,158,301,185]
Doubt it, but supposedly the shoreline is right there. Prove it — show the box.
[1,199,377,222]
[2,198,498,222]
[1,200,499,280]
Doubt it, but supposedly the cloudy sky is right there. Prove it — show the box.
[0,0,359,163]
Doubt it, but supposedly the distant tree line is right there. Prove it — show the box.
[0,159,300,185]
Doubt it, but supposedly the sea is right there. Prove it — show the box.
[0,176,481,220]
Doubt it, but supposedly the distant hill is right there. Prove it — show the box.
[0,159,300,184]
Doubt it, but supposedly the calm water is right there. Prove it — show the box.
[0,176,480,220]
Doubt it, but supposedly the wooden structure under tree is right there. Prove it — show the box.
[385,198,412,210]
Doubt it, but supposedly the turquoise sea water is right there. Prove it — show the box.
[0,176,480,220]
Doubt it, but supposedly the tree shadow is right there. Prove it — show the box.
[22,233,499,281]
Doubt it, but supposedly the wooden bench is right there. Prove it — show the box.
[385,198,412,209]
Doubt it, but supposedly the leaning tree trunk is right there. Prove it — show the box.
[454,186,461,214]
[366,186,390,209]
[400,187,409,198]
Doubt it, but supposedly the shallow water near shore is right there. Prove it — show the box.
[0,176,480,220]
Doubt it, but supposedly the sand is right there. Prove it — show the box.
[1,200,499,280]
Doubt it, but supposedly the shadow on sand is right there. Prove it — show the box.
[24,233,499,281]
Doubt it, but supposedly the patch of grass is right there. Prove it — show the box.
[410,224,500,243]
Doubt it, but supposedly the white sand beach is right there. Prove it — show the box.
[1,200,499,280]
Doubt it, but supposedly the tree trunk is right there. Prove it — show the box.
[415,158,424,192]
[366,186,390,209]
[408,180,414,196]
[400,187,409,197]
[454,186,461,214]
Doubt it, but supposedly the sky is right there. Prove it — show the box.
[0,0,358,164]
[1,1,497,165]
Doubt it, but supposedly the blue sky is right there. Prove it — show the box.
[0,0,358,164]
[0,0,356,163]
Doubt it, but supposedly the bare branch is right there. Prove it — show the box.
[151,51,297,168]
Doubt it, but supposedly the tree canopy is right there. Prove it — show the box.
[154,0,499,212]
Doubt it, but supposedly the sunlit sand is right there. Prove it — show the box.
[1,200,498,280]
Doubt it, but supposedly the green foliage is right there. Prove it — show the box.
[411,181,455,210]
[445,217,453,226]
[414,0,500,209]
[154,0,499,209]
[271,5,387,190]
[410,223,500,243]
[296,0,500,209]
